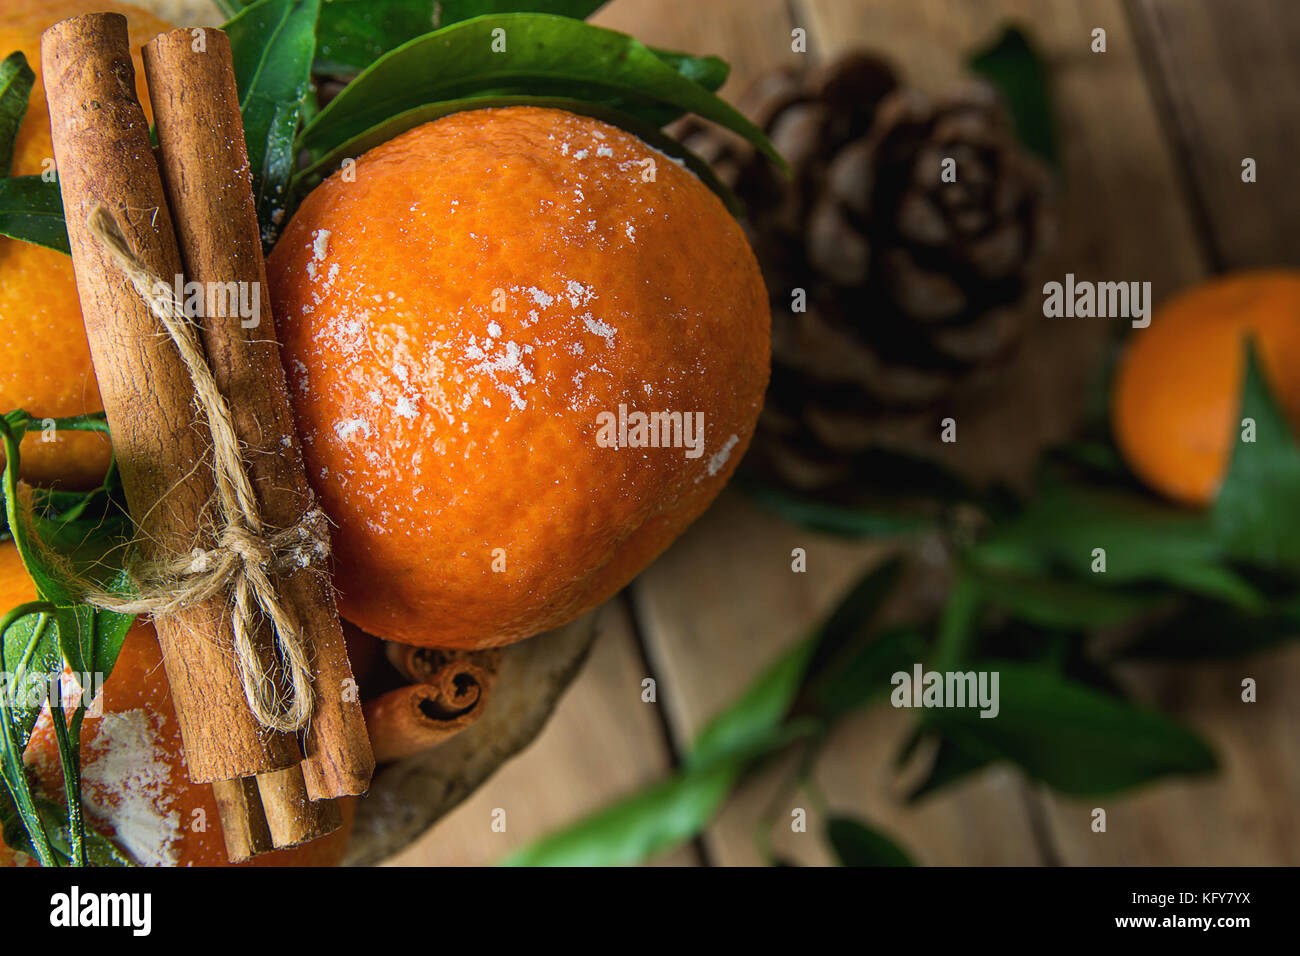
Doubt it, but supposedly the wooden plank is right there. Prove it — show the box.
[386,598,698,865]
[1040,648,1300,865]
[1128,0,1300,268]
[592,0,806,98]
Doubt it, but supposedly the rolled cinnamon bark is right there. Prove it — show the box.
[41,12,298,782]
[141,27,373,801]
[367,647,502,762]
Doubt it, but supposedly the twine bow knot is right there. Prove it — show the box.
[83,204,322,734]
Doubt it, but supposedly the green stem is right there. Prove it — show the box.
[931,573,982,674]
[0,601,59,866]
[47,680,85,867]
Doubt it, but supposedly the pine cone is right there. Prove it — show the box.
[677,53,1052,492]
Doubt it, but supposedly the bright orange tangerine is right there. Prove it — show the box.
[1112,269,1300,507]
[268,107,770,648]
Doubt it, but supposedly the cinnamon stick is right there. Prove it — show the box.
[255,764,344,848]
[41,13,298,783]
[367,646,501,762]
[141,27,373,801]
[210,777,272,863]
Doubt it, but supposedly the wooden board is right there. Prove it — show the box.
[1128,0,1300,269]
[1043,647,1300,865]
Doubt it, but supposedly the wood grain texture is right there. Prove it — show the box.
[1042,649,1300,864]
[1128,0,1300,269]
[386,599,698,865]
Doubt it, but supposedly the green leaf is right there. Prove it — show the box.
[501,755,743,866]
[647,48,728,93]
[1118,599,1300,660]
[738,477,934,538]
[0,792,131,866]
[800,559,903,683]
[826,817,914,866]
[1212,340,1300,570]
[437,1,609,28]
[810,626,928,721]
[0,176,69,254]
[297,14,783,169]
[0,51,35,178]
[931,573,982,673]
[928,661,1216,795]
[967,25,1057,166]
[0,414,134,740]
[0,606,60,747]
[294,94,743,215]
[314,0,439,74]
[225,0,321,249]
[964,564,1161,629]
[505,624,825,866]
[689,638,815,770]
[0,601,59,866]
[972,482,1220,590]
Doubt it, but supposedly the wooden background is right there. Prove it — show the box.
[386,0,1300,866]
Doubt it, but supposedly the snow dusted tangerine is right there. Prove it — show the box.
[267,107,769,648]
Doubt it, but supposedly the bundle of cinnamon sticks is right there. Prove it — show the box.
[40,14,373,861]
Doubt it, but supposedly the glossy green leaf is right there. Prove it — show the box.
[826,817,914,866]
[0,51,35,177]
[314,0,438,74]
[0,792,131,866]
[298,14,782,169]
[225,0,321,249]
[967,25,1058,166]
[928,660,1216,794]
[437,0,608,27]
[0,414,134,741]
[1212,341,1300,570]
[0,176,69,254]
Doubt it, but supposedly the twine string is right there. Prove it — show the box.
[83,204,320,734]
